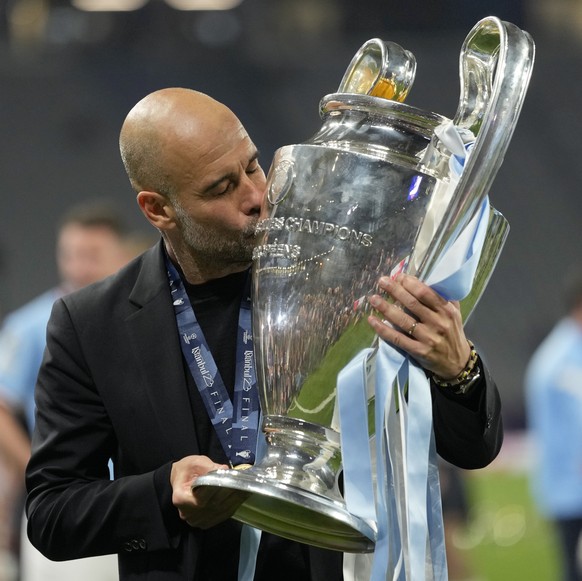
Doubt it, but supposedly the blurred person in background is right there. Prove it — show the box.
[525,266,582,581]
[0,244,19,581]
[0,200,140,581]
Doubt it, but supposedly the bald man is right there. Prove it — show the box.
[25,89,503,580]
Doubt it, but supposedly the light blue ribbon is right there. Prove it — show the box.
[237,419,267,580]
[238,524,262,581]
[428,197,490,300]
[338,194,491,580]
[338,348,377,524]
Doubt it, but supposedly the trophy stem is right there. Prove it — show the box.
[260,415,343,500]
[193,415,376,552]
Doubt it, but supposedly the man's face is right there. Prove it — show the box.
[168,115,267,269]
[56,223,127,291]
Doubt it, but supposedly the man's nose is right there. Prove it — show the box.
[240,174,266,215]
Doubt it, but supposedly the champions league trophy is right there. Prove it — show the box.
[194,16,534,552]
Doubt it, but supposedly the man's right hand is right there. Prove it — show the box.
[170,455,248,529]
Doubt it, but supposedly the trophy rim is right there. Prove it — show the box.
[320,92,449,133]
[194,468,376,553]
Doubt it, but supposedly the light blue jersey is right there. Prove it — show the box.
[0,288,61,431]
[525,318,582,517]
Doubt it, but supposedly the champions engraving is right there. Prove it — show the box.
[252,240,301,261]
[256,216,373,247]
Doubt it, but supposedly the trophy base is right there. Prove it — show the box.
[194,467,376,553]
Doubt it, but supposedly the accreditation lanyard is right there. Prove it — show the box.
[165,255,260,466]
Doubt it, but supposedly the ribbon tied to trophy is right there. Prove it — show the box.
[337,126,491,579]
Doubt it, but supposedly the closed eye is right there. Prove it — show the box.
[203,151,261,197]
[213,181,235,196]
[246,154,261,174]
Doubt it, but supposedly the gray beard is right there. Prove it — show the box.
[173,200,258,268]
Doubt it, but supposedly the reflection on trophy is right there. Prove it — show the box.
[194,16,534,553]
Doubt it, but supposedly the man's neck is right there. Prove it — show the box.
[163,238,250,285]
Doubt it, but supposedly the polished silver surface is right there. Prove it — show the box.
[198,466,376,552]
[460,207,510,322]
[411,17,535,281]
[337,38,417,103]
[194,16,534,553]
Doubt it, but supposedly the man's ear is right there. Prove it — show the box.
[136,191,176,232]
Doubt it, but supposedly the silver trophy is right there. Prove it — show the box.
[194,16,534,552]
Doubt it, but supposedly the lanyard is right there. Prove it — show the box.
[165,254,260,466]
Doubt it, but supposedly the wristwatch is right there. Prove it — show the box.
[432,340,482,395]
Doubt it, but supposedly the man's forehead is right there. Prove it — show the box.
[198,139,258,189]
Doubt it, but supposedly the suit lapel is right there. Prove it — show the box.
[125,242,200,459]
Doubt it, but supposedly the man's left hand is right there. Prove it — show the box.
[367,273,471,380]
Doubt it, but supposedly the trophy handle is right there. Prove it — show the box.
[459,206,509,323]
[416,16,534,280]
[337,38,417,103]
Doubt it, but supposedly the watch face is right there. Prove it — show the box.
[454,372,481,395]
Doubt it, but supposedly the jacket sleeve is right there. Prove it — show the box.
[430,355,503,469]
[25,298,184,561]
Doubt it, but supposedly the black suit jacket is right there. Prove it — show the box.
[25,241,503,580]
